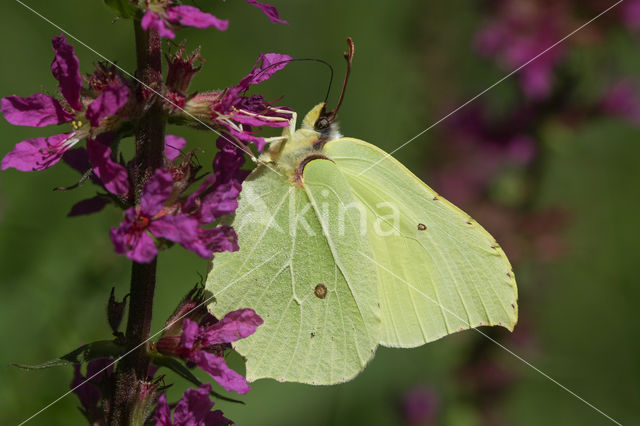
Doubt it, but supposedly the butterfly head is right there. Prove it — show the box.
[301,102,342,141]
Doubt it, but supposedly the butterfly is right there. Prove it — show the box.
[206,39,517,385]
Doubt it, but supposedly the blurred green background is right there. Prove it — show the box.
[0,0,639,424]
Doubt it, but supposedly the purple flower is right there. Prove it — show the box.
[621,0,640,30]
[400,386,439,426]
[474,3,566,100]
[71,359,114,424]
[157,309,263,394]
[600,80,640,125]
[1,34,130,172]
[142,0,287,40]
[165,135,187,162]
[142,2,229,39]
[184,138,247,225]
[183,53,293,149]
[87,133,130,196]
[155,384,233,426]
[110,169,203,263]
[166,46,203,95]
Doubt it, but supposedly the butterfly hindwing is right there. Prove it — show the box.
[206,160,379,384]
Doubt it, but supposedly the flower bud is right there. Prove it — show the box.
[166,44,203,94]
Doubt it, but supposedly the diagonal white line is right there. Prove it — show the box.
[356,0,624,177]
[359,251,622,425]
[13,0,286,177]
[17,250,282,426]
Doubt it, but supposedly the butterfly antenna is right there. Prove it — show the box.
[245,58,334,100]
[324,37,355,122]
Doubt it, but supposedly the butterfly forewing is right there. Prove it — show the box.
[324,138,518,348]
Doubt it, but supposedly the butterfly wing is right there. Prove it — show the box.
[324,138,518,348]
[206,161,380,384]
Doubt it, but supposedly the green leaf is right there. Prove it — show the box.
[13,340,125,370]
[103,0,139,19]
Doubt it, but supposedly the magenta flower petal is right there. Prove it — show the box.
[1,94,74,127]
[195,183,241,224]
[246,0,288,24]
[231,113,290,127]
[62,147,90,173]
[85,84,130,127]
[165,135,187,161]
[172,384,215,425]
[214,138,249,183]
[154,394,173,426]
[141,10,176,40]
[229,127,266,151]
[71,359,113,417]
[148,214,200,250]
[140,170,175,217]
[87,136,130,196]
[1,132,75,171]
[110,212,159,263]
[167,5,229,31]
[180,318,200,350]
[51,34,83,111]
[68,196,110,217]
[71,364,101,411]
[201,308,263,346]
[198,226,239,254]
[241,53,293,89]
[192,351,251,394]
[155,385,233,426]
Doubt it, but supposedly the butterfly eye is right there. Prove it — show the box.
[315,117,330,130]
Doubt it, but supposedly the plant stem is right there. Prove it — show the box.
[111,20,165,425]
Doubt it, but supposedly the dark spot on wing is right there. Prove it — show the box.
[310,332,316,338]
[314,283,328,299]
[417,223,427,231]
[433,196,439,201]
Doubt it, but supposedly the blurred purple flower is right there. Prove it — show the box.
[1,34,129,172]
[600,80,640,125]
[621,0,640,30]
[157,309,263,394]
[475,2,566,100]
[155,384,233,426]
[400,386,438,426]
